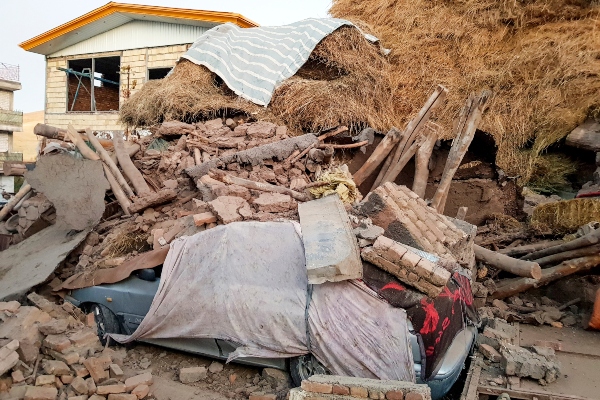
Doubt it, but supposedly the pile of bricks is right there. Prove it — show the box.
[291,375,431,400]
[361,236,451,297]
[0,296,154,400]
[356,183,475,270]
[11,194,55,243]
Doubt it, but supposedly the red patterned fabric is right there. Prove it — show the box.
[362,262,478,380]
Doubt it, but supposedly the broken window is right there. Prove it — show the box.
[148,67,172,80]
[66,56,120,112]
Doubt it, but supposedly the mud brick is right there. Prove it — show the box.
[96,383,127,395]
[193,212,217,226]
[405,393,424,400]
[131,384,150,399]
[179,367,207,383]
[301,380,332,394]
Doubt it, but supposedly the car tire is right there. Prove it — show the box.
[290,354,328,387]
[91,304,121,345]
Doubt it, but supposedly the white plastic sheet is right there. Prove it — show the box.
[111,221,414,381]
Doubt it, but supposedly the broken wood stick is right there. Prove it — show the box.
[533,243,600,267]
[377,86,448,186]
[193,148,202,166]
[499,240,565,257]
[85,128,135,199]
[317,140,368,149]
[492,255,600,299]
[128,189,177,214]
[431,90,491,213]
[352,128,402,186]
[34,123,113,148]
[212,171,311,202]
[0,183,31,221]
[317,126,348,141]
[475,244,542,279]
[522,228,600,261]
[65,125,130,215]
[113,133,151,196]
[412,123,439,198]
[376,135,423,189]
[289,126,349,166]
[102,164,131,216]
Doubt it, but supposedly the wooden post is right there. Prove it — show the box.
[84,128,135,198]
[2,162,27,176]
[431,90,491,213]
[412,122,439,198]
[113,132,151,196]
[474,244,542,279]
[377,85,448,186]
[522,228,600,260]
[492,255,600,299]
[212,171,312,202]
[455,207,468,221]
[352,128,402,186]
[0,184,31,222]
[194,148,202,166]
[34,123,113,148]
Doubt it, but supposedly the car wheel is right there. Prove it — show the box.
[90,304,121,345]
[290,354,328,387]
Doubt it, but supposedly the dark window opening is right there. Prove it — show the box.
[67,56,120,112]
[148,68,172,80]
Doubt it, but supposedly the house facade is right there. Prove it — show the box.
[20,2,257,131]
[0,63,23,194]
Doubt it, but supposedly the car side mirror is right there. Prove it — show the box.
[137,269,156,282]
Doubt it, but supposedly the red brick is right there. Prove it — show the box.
[107,395,138,400]
[69,329,99,348]
[131,384,149,399]
[301,381,332,394]
[43,334,71,353]
[332,385,350,395]
[385,390,404,400]
[83,357,109,383]
[23,386,58,400]
[96,383,127,395]
[124,373,153,391]
[405,393,424,400]
[193,212,217,226]
[350,387,369,398]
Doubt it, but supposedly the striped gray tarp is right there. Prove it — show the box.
[181,18,354,106]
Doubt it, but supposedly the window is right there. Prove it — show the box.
[67,56,120,112]
[148,67,172,80]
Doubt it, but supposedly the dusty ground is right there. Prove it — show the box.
[119,342,291,400]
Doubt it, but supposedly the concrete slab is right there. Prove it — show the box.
[298,194,362,284]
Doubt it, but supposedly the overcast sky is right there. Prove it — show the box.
[0,0,331,113]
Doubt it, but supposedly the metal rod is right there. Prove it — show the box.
[58,67,119,86]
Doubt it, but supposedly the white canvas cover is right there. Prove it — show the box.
[111,221,414,381]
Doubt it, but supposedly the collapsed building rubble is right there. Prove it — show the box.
[1,11,600,400]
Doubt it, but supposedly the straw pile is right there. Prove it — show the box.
[531,197,600,234]
[120,26,403,133]
[329,0,600,183]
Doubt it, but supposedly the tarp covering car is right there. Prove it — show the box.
[110,221,415,381]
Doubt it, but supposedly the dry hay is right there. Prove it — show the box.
[120,60,269,127]
[104,229,150,257]
[120,26,401,133]
[329,0,600,183]
[531,197,600,234]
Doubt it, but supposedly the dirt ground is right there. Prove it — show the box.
[119,342,290,400]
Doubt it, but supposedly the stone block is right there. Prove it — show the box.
[298,195,362,284]
[124,373,153,391]
[179,367,207,383]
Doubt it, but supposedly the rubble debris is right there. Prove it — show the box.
[25,154,109,231]
[298,195,362,284]
[352,127,401,186]
[292,375,431,400]
[0,184,32,222]
[113,132,151,196]
[501,344,561,384]
[412,123,439,198]
[362,236,451,297]
[0,225,91,301]
[356,183,474,269]
[186,133,319,179]
[565,119,600,152]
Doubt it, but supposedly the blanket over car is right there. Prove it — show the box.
[111,221,414,381]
